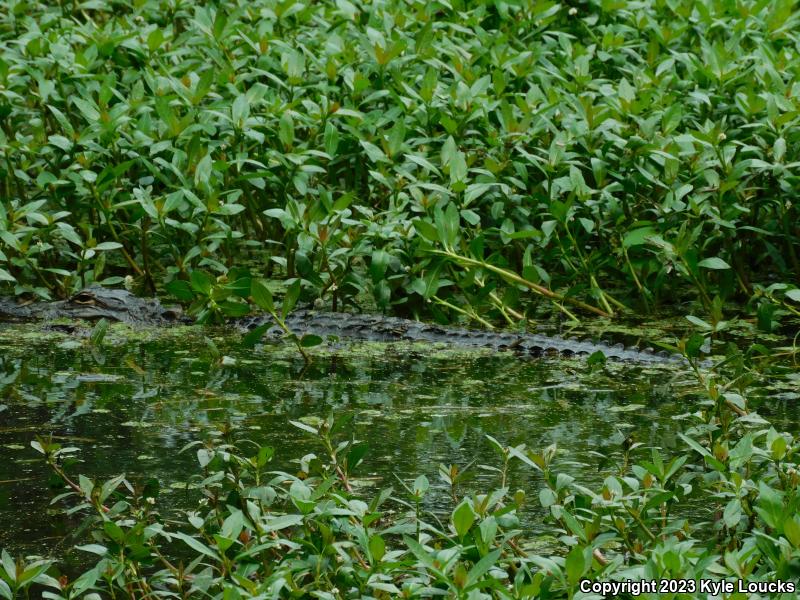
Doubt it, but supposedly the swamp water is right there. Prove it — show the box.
[0,322,795,560]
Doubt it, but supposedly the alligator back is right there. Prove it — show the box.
[240,310,683,365]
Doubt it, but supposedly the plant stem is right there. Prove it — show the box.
[431,249,612,317]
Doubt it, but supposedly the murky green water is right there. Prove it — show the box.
[0,322,796,559]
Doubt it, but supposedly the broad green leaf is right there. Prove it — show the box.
[1,550,15,583]
[449,150,468,189]
[360,140,387,163]
[619,78,636,102]
[75,544,108,556]
[784,516,800,547]
[73,98,100,122]
[405,153,441,175]
[785,289,800,302]
[70,565,100,596]
[242,322,270,347]
[18,561,50,586]
[190,270,213,295]
[686,315,712,330]
[452,500,475,538]
[147,28,164,52]
[565,546,586,584]
[251,279,274,312]
[94,242,122,251]
[299,334,322,347]
[441,136,457,167]
[103,521,125,544]
[194,154,213,187]
[723,499,742,529]
[232,95,249,126]
[219,300,250,317]
[89,319,108,347]
[679,433,711,458]
[413,475,429,497]
[263,514,303,532]
[290,420,319,434]
[698,257,731,270]
[279,112,294,147]
[587,350,606,367]
[166,280,194,301]
[684,332,705,357]
[369,535,385,563]
[221,510,244,540]
[412,219,439,243]
[402,536,439,571]
[173,532,220,560]
[324,122,339,155]
[213,10,228,39]
[369,249,390,282]
[539,488,557,508]
[466,549,501,588]
[282,280,301,319]
[434,202,460,250]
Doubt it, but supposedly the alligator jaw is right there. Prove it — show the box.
[61,305,127,322]
[0,298,45,322]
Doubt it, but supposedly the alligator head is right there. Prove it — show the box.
[0,286,183,325]
[62,287,183,324]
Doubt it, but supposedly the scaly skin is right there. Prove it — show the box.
[239,311,685,364]
[0,287,688,364]
[0,286,182,325]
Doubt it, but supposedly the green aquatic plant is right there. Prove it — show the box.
[0,553,54,600]
[164,268,251,324]
[1,0,799,329]
[7,340,799,599]
[243,278,323,363]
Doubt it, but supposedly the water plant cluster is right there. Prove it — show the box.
[3,350,799,599]
[1,0,799,325]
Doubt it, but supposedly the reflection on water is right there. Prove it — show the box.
[0,322,783,557]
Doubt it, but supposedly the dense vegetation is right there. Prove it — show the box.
[9,361,800,599]
[2,0,800,598]
[1,0,800,325]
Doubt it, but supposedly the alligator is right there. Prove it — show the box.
[0,286,685,364]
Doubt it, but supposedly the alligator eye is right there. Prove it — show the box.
[72,292,96,305]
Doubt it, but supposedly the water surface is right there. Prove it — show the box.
[0,321,791,558]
